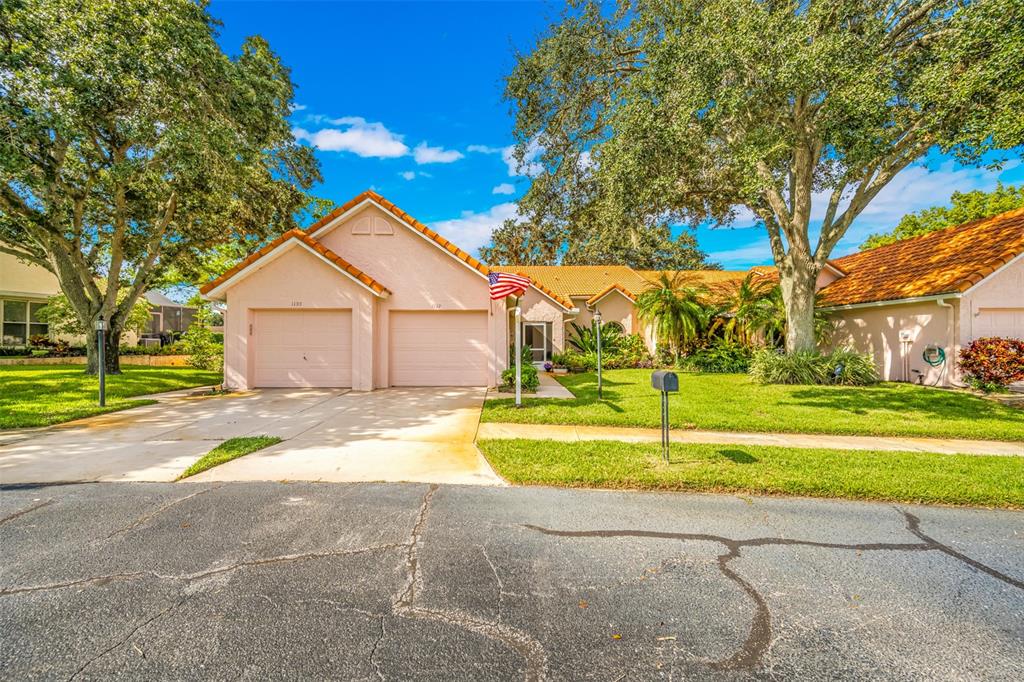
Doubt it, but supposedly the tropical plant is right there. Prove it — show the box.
[635,273,710,357]
[504,0,1024,354]
[0,0,321,374]
[750,348,877,386]
[958,337,1024,392]
[567,321,623,354]
[711,273,778,346]
[678,339,752,374]
[181,305,223,372]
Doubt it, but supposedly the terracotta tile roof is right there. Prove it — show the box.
[636,269,752,286]
[493,265,654,301]
[199,228,390,297]
[307,190,491,279]
[819,208,1024,307]
[586,283,637,306]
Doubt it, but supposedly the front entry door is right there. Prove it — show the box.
[523,322,552,363]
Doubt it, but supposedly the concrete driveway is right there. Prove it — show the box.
[0,388,501,486]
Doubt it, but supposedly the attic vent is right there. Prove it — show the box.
[373,217,394,235]
[351,216,372,235]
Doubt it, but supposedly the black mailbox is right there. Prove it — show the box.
[651,370,679,392]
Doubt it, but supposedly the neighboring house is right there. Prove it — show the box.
[200,190,1022,391]
[0,252,195,347]
[819,208,1024,387]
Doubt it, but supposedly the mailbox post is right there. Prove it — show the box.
[95,316,108,407]
[651,370,679,462]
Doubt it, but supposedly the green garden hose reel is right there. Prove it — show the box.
[922,345,946,367]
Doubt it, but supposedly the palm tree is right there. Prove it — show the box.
[714,272,778,346]
[635,273,710,357]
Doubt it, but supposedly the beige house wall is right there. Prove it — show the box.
[828,299,960,386]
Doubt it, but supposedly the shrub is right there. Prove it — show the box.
[567,321,623,354]
[606,333,652,369]
[678,340,752,373]
[181,306,223,372]
[750,348,877,386]
[501,363,540,392]
[959,337,1024,392]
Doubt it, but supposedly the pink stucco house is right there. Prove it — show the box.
[201,192,1022,391]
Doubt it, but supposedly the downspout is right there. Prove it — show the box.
[936,298,964,388]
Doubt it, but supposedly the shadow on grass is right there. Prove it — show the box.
[721,448,759,464]
[785,383,1019,422]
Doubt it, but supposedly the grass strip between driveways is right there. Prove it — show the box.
[480,370,1024,442]
[0,364,223,429]
[178,436,283,480]
[477,438,1024,508]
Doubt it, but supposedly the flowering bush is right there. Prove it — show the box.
[958,337,1024,392]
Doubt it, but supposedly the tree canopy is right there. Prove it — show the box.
[505,0,1024,350]
[861,182,1024,249]
[0,0,320,371]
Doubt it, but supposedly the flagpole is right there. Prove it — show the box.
[514,303,522,407]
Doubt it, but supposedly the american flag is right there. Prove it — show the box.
[488,271,531,300]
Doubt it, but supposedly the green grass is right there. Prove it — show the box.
[478,438,1024,508]
[178,436,282,479]
[0,364,223,429]
[481,370,1024,441]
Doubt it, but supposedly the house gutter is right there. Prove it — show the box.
[817,292,960,313]
[936,297,966,388]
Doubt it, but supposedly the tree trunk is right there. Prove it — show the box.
[779,259,819,353]
[85,328,123,375]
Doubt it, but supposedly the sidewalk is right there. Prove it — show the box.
[476,422,1024,457]
[485,371,575,401]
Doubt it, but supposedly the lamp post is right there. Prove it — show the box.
[95,316,108,407]
[594,308,602,400]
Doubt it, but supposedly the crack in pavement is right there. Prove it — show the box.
[0,544,404,597]
[105,485,223,538]
[0,498,54,525]
[388,484,549,682]
[523,507,1023,672]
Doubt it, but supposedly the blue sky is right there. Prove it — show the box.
[210,0,1023,269]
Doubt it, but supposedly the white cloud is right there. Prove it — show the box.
[707,237,774,267]
[400,171,417,181]
[413,142,464,164]
[492,183,515,195]
[289,103,307,113]
[468,144,502,154]
[292,118,409,158]
[432,203,521,255]
[502,142,544,177]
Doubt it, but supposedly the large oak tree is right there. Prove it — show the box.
[0,0,320,372]
[505,0,1024,351]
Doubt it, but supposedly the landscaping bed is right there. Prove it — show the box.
[480,369,1024,442]
[477,438,1024,508]
[0,364,223,429]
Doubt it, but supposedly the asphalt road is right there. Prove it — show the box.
[1,482,1021,680]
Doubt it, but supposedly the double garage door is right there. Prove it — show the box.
[252,309,489,388]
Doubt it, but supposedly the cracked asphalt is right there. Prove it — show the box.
[1,482,1022,680]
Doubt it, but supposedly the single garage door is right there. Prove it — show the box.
[254,309,352,387]
[390,311,489,386]
[975,308,1024,340]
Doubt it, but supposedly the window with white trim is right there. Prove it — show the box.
[1,299,48,346]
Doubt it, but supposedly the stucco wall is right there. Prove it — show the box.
[959,255,1024,343]
[0,253,60,298]
[313,204,506,386]
[516,289,568,356]
[828,299,959,386]
[223,244,375,390]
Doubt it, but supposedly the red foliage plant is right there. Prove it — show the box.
[958,337,1024,388]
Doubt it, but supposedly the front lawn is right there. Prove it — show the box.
[0,364,222,429]
[478,439,1024,508]
[179,436,281,479]
[481,370,1024,441]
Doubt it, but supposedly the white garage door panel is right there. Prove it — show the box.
[975,308,1024,340]
[254,309,352,387]
[391,311,489,386]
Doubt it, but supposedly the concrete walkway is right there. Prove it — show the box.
[477,422,1024,457]
[485,371,575,400]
